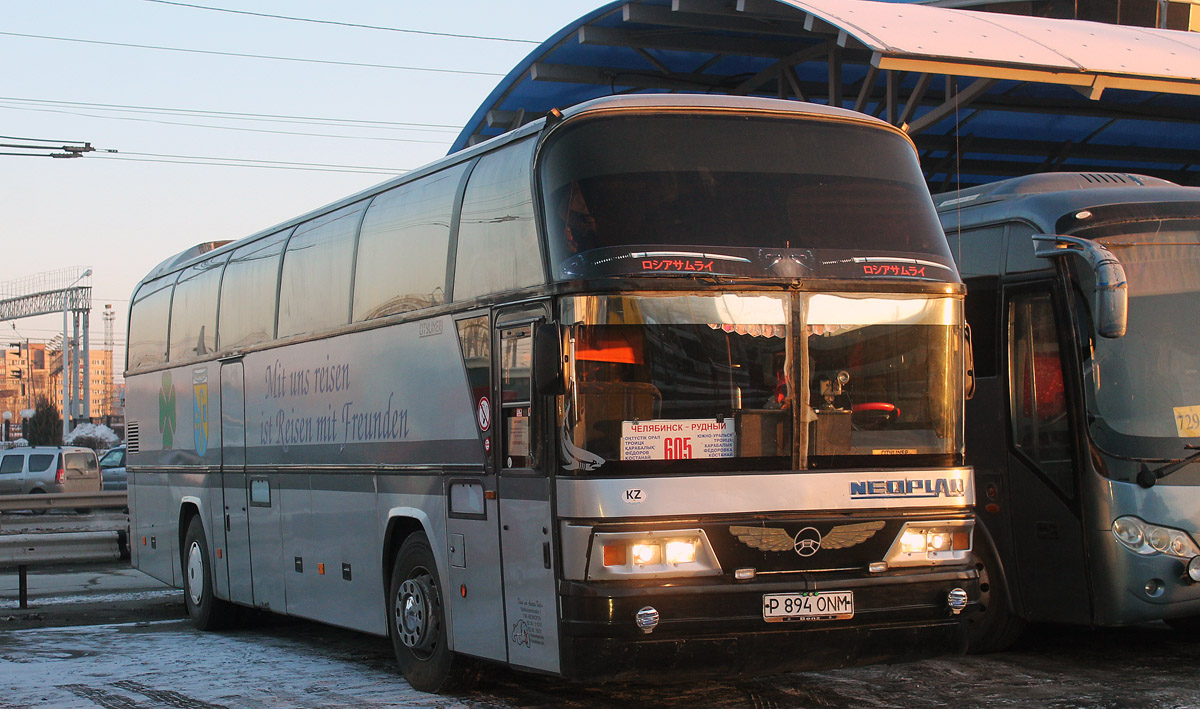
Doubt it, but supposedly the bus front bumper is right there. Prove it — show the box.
[558,566,978,681]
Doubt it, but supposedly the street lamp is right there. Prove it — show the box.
[63,268,92,440]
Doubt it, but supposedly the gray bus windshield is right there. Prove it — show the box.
[559,293,963,475]
[1080,221,1200,475]
[540,114,956,281]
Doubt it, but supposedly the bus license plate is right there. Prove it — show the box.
[763,591,854,622]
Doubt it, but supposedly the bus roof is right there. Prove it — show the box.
[934,172,1200,233]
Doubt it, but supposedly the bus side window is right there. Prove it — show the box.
[1005,223,1052,274]
[1008,291,1075,498]
[501,325,535,469]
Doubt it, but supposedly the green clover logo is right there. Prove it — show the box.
[159,371,177,449]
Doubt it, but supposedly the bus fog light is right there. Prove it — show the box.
[734,567,756,580]
[1188,557,1200,583]
[632,543,661,565]
[1145,578,1164,597]
[635,606,660,634]
[947,587,969,615]
[868,561,889,573]
[665,540,697,564]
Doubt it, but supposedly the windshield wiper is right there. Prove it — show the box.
[1137,444,1200,488]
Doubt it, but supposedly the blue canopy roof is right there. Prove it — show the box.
[453,0,1200,188]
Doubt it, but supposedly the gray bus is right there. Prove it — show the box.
[937,172,1200,651]
[126,94,978,692]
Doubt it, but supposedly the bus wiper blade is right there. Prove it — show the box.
[1137,445,1200,488]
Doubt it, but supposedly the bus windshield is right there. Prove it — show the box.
[540,113,957,281]
[558,293,964,475]
[1080,220,1200,466]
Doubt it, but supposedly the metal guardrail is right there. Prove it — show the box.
[0,530,128,609]
[0,531,124,567]
[0,491,127,513]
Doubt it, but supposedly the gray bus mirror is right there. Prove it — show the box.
[1033,234,1128,339]
[533,323,565,395]
[963,322,975,400]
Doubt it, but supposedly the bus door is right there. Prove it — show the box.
[220,359,287,611]
[495,305,560,674]
[446,313,506,663]
[219,360,253,605]
[1005,285,1091,623]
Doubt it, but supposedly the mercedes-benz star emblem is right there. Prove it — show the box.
[793,527,822,557]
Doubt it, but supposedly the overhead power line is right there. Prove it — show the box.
[0,137,113,159]
[0,31,507,77]
[0,97,462,132]
[0,102,455,145]
[141,0,541,45]
[94,150,408,175]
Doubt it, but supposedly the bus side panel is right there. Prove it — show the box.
[125,370,183,587]
[235,318,482,635]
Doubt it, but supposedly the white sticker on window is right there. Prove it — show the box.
[620,419,736,461]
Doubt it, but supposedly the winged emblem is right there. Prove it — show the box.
[728,526,794,552]
[729,521,886,555]
[821,521,886,549]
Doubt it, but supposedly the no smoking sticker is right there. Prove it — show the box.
[477,396,492,432]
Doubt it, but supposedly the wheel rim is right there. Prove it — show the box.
[186,540,205,607]
[395,571,438,657]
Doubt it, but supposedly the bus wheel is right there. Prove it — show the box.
[183,516,236,630]
[388,533,478,693]
[968,540,1026,653]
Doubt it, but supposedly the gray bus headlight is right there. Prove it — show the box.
[1111,516,1200,559]
[883,520,973,567]
[588,529,721,580]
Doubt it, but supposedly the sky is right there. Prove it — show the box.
[0,0,607,379]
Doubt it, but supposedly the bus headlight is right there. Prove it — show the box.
[884,520,973,567]
[1111,516,1200,559]
[590,529,720,580]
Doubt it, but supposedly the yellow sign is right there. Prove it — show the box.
[1174,406,1200,437]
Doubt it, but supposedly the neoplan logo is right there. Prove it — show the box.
[850,478,966,499]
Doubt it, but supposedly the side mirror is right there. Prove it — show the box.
[533,324,565,395]
[963,322,975,400]
[1034,234,1127,338]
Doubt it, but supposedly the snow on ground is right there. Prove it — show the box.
[0,619,461,709]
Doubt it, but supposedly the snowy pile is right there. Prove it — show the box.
[64,423,121,450]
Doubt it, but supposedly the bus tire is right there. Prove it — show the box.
[968,539,1026,653]
[183,516,236,630]
[388,532,478,693]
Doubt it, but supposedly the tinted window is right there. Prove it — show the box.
[0,455,22,474]
[278,203,364,337]
[1009,291,1074,497]
[169,257,224,361]
[64,452,98,473]
[540,114,952,278]
[454,139,543,301]
[28,454,54,472]
[1005,223,1051,274]
[950,225,1005,278]
[128,277,174,370]
[354,164,467,320]
[219,230,289,349]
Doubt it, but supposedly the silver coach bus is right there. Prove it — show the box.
[937,172,1200,651]
[126,95,977,692]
